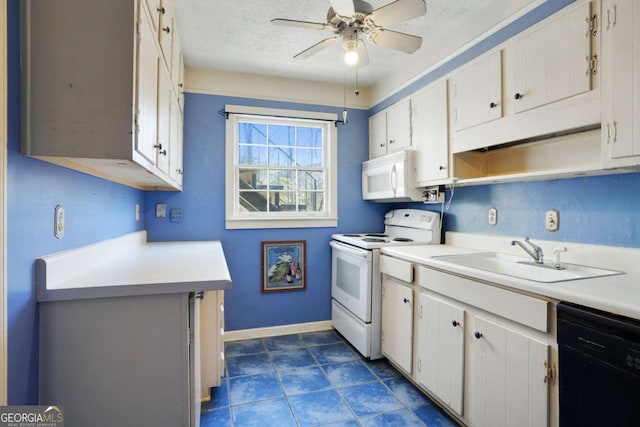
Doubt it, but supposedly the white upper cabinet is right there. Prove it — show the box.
[412,79,449,185]
[512,1,593,114]
[450,50,503,132]
[21,0,185,190]
[368,99,412,158]
[601,0,640,166]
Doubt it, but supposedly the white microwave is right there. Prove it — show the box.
[362,149,423,202]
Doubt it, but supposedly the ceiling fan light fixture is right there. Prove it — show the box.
[342,38,361,66]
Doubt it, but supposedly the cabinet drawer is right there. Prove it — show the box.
[418,266,548,332]
[380,255,413,283]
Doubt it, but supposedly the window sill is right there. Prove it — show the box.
[225,217,338,230]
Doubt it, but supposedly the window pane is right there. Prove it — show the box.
[238,122,266,145]
[296,148,322,167]
[238,145,267,166]
[239,191,268,212]
[269,170,295,191]
[273,192,297,211]
[269,147,295,166]
[297,127,323,148]
[239,169,267,189]
[269,125,294,146]
[298,171,324,191]
[299,192,324,212]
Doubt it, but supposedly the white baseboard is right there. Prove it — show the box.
[224,320,333,342]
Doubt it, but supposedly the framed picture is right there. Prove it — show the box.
[261,240,306,292]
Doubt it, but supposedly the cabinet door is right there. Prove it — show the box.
[386,99,412,153]
[381,278,413,374]
[513,2,593,114]
[412,80,449,184]
[602,0,640,161]
[472,316,549,427]
[169,96,184,185]
[450,50,502,132]
[369,110,387,158]
[156,66,171,174]
[416,293,465,416]
[143,0,161,33]
[159,0,174,62]
[136,9,160,164]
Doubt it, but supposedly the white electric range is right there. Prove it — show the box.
[330,209,442,359]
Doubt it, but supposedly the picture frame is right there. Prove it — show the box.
[261,240,306,292]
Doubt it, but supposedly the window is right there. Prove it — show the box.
[225,105,338,229]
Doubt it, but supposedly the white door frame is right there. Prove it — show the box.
[1,0,8,405]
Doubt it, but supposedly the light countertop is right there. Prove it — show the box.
[381,232,640,320]
[37,231,232,302]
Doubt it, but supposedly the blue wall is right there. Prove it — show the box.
[7,0,145,404]
[143,94,387,331]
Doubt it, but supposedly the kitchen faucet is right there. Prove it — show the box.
[511,237,544,264]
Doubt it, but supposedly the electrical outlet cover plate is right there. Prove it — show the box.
[54,205,65,239]
[545,209,559,231]
[488,207,498,226]
[155,203,167,218]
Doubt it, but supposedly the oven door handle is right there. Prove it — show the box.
[330,241,372,259]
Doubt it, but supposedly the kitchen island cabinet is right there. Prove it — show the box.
[36,231,231,427]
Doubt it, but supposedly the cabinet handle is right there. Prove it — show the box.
[474,331,483,339]
[163,26,171,34]
[195,291,204,300]
[514,93,523,100]
[157,7,165,14]
[612,120,618,143]
[403,298,410,304]
[489,102,497,109]
[452,320,459,327]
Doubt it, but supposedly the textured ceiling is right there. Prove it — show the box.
[174,0,539,88]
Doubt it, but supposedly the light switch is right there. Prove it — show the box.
[155,203,167,218]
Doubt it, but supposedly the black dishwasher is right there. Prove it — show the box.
[558,302,640,426]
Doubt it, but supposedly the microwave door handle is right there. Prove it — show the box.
[390,164,398,196]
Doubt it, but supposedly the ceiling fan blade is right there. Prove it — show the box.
[271,18,330,30]
[294,37,338,60]
[329,0,356,18]
[368,0,426,28]
[368,29,422,53]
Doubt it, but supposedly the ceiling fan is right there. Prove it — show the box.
[272,0,427,67]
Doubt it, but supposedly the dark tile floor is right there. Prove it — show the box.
[201,330,459,427]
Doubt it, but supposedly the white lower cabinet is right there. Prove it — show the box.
[381,277,414,374]
[379,256,556,426]
[416,292,465,416]
[472,315,549,427]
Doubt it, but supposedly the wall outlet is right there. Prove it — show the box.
[545,209,559,231]
[488,207,498,226]
[54,205,65,239]
[135,203,140,221]
[155,203,167,218]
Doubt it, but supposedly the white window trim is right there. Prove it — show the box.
[225,105,338,229]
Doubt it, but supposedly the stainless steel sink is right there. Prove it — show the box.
[433,252,624,283]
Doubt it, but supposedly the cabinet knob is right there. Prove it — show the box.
[439,165,446,170]
[474,331,483,339]
[195,291,204,300]
[389,139,395,144]
[489,102,497,109]
[403,298,410,304]
[514,93,523,100]
[163,26,171,34]
[157,6,165,14]
[159,149,167,156]
[452,320,459,327]
[153,143,163,149]
[379,143,385,148]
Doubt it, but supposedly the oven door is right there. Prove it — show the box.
[330,241,373,322]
